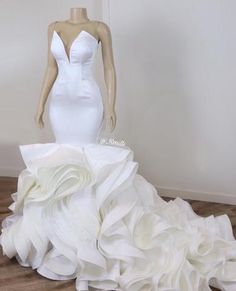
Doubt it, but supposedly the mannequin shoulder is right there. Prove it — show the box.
[48,21,57,29]
[47,21,59,33]
[95,21,111,36]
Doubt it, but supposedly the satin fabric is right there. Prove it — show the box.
[1,29,236,291]
[49,29,104,145]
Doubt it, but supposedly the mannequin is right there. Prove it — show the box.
[34,7,116,132]
[2,7,236,289]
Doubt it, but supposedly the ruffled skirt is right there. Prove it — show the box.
[1,143,236,291]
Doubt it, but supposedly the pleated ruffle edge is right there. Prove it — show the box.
[1,142,236,291]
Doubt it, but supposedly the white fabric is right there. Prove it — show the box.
[49,29,104,145]
[1,29,236,291]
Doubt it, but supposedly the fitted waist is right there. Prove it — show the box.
[57,63,94,81]
[52,66,101,99]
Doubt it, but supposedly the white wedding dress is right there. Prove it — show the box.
[1,22,236,291]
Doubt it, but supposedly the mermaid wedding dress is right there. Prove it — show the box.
[1,23,236,291]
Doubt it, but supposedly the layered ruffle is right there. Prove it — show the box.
[1,142,236,291]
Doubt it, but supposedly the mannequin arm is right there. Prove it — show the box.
[97,21,117,132]
[35,22,58,128]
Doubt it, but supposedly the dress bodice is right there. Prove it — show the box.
[50,29,99,81]
[48,25,104,145]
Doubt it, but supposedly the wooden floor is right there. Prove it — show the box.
[0,177,235,291]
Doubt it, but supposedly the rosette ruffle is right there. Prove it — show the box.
[1,143,236,291]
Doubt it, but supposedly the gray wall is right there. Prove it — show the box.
[0,0,235,204]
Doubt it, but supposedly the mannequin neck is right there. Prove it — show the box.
[68,7,90,24]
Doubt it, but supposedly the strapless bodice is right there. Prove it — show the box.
[50,29,100,98]
[50,30,99,86]
[48,29,103,145]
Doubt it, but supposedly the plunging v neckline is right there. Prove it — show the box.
[53,30,99,63]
